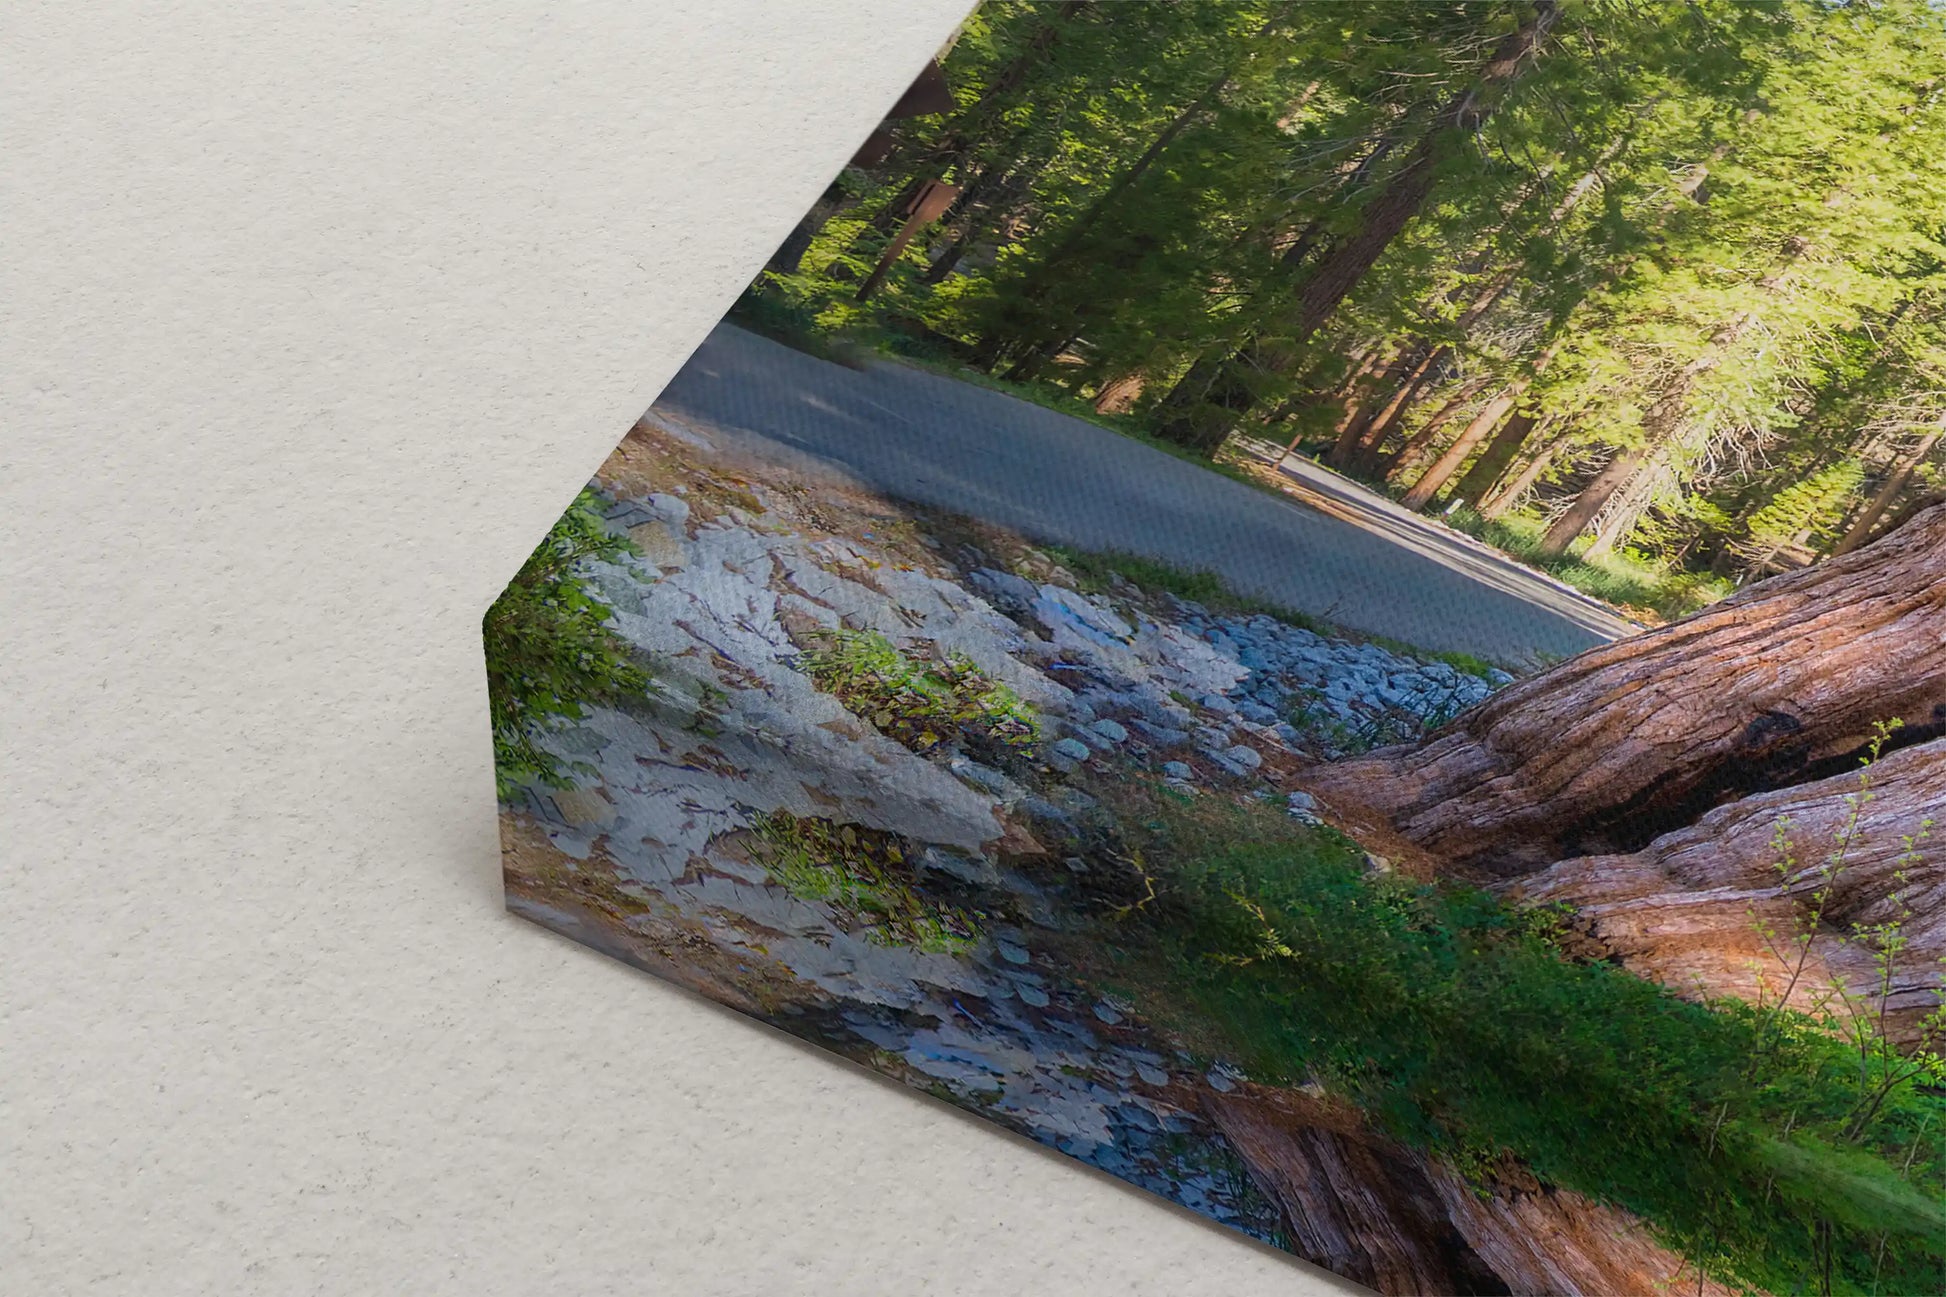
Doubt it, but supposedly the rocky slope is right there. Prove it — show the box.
[497,413,1725,1294]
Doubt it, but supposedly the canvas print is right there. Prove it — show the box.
[486,4,1946,1293]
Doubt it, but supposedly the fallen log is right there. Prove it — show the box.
[1206,1089,1735,1297]
[1507,734,1946,1044]
[1302,503,1946,874]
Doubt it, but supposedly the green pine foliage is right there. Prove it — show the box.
[483,489,648,798]
[1745,459,1867,552]
[738,0,1946,611]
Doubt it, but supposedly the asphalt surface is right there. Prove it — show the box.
[650,323,1637,664]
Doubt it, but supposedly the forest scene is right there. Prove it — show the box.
[489,3,1946,1294]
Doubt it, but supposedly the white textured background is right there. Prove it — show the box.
[3,4,1362,1292]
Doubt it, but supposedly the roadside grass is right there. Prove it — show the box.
[1442,508,1733,624]
[484,488,653,798]
[1095,792,1946,1297]
[1042,544,1505,679]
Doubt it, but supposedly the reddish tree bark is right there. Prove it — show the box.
[1301,504,1946,875]
[1208,1089,1735,1297]
[1507,735,1946,1044]
[1453,408,1539,507]
[1380,377,1497,485]
[1540,238,1804,558]
[1205,1092,1504,1296]
[1326,343,1432,467]
[1833,416,1944,555]
[1092,370,1145,414]
[1479,433,1560,518]
[1285,3,1559,346]
[1402,341,1561,510]
[1156,2,1559,453]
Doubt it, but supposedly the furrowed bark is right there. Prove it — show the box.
[1208,1089,1735,1297]
[1507,735,1946,1045]
[1300,503,1946,874]
[1206,1092,1504,1296]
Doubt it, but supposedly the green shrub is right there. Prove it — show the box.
[1107,807,1945,1295]
[796,628,1038,757]
[483,489,648,798]
[1442,508,1735,623]
[748,811,980,955]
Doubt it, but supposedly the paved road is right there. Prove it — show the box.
[651,323,1636,664]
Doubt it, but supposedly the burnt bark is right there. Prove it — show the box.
[1301,503,1946,874]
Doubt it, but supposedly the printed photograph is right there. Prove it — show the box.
[485,4,1946,1292]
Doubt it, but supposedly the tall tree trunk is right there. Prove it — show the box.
[1154,122,1411,441]
[1300,503,1946,875]
[1401,340,1561,510]
[766,182,849,276]
[1380,377,1497,486]
[971,70,1233,371]
[1540,236,1807,558]
[1346,345,1450,474]
[1155,2,1559,452]
[1344,150,1608,480]
[1536,443,1650,559]
[1273,343,1386,459]
[1478,431,1559,519]
[1832,416,1945,555]
[1285,4,1559,344]
[1326,343,1431,468]
[1452,408,1539,507]
[1399,390,1521,510]
[1579,453,1669,558]
[1537,321,1746,558]
[1001,331,1076,383]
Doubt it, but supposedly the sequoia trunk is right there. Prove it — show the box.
[1507,735,1946,1044]
[1300,504,1946,874]
[1208,1089,1734,1297]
